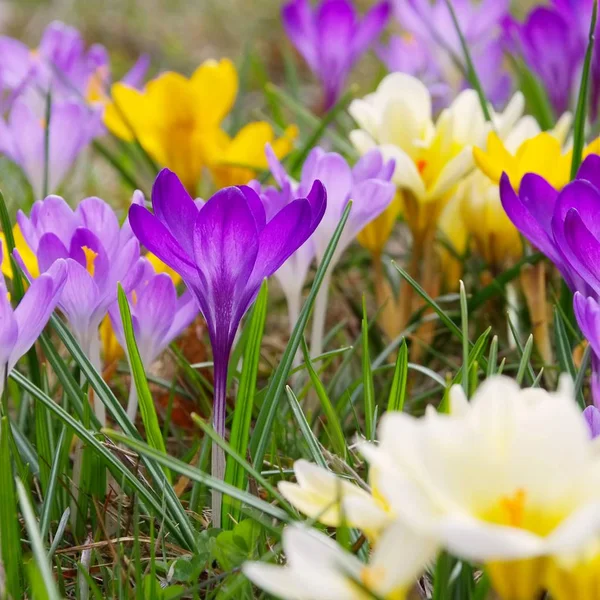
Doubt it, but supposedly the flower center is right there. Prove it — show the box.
[82,246,98,276]
[500,488,526,528]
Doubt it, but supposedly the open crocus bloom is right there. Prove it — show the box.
[349,74,519,237]
[361,376,600,600]
[104,59,295,194]
[278,459,391,540]
[0,244,66,398]
[16,194,145,424]
[243,523,435,600]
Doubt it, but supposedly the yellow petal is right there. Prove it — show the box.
[147,253,181,285]
[190,58,238,128]
[0,225,39,279]
[357,192,403,254]
[100,315,123,366]
[473,132,515,186]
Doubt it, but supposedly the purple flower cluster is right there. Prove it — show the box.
[0,21,148,198]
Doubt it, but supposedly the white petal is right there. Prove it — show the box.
[349,129,376,155]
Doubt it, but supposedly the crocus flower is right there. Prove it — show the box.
[252,145,394,356]
[104,60,296,194]
[278,459,391,541]
[505,0,600,120]
[390,0,511,107]
[108,262,199,420]
[361,376,600,600]
[0,97,101,198]
[282,0,391,110]
[16,194,146,423]
[0,20,148,107]
[243,523,435,600]
[574,293,600,409]
[0,243,66,398]
[128,168,326,520]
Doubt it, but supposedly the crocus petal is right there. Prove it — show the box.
[76,197,121,257]
[152,168,200,259]
[129,204,199,284]
[563,208,600,295]
[164,291,199,346]
[576,154,600,191]
[36,233,70,274]
[238,185,267,231]
[350,1,391,62]
[282,0,319,72]
[0,294,18,368]
[574,293,600,358]
[583,405,600,439]
[121,53,150,89]
[9,260,66,370]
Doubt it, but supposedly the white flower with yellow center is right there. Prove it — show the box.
[278,459,391,541]
[361,376,600,600]
[243,522,435,600]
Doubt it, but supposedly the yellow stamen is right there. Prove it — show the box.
[82,246,98,276]
[500,488,527,528]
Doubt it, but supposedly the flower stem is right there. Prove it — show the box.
[285,286,302,370]
[211,353,228,527]
[87,331,106,426]
[310,269,332,359]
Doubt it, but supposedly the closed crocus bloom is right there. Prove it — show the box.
[16,194,146,423]
[278,460,391,540]
[362,376,600,600]
[0,98,101,199]
[243,523,435,600]
[129,169,326,522]
[282,0,391,110]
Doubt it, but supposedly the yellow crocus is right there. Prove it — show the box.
[105,58,296,194]
[0,224,39,279]
[205,122,298,188]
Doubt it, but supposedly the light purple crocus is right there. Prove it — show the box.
[0,243,66,397]
[0,98,101,198]
[128,168,326,519]
[574,294,600,409]
[108,261,198,420]
[390,0,511,107]
[0,20,148,105]
[282,0,390,110]
[16,194,145,422]
[251,146,395,355]
[505,0,600,120]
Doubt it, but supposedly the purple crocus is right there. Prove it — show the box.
[390,0,511,107]
[251,146,395,356]
[583,405,600,438]
[282,0,390,110]
[16,194,146,422]
[0,98,101,198]
[0,243,66,397]
[574,294,600,409]
[128,168,326,518]
[505,0,600,120]
[108,262,199,420]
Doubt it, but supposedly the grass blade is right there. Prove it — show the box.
[571,0,598,178]
[361,297,375,440]
[387,339,408,412]
[555,308,586,408]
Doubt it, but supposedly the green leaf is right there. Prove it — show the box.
[250,202,352,471]
[117,285,170,479]
[223,281,268,529]
[17,478,61,600]
[0,417,22,599]
[104,429,289,523]
[361,297,376,440]
[554,308,586,408]
[459,281,470,397]
[571,0,598,178]
[301,338,347,458]
[516,335,534,386]
[387,339,408,412]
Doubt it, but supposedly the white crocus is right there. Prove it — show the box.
[278,460,391,540]
[243,523,435,600]
[361,376,600,600]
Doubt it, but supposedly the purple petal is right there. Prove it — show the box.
[129,204,199,283]
[70,227,110,289]
[37,233,70,273]
[121,54,150,89]
[75,197,120,257]
[152,169,200,259]
[574,292,600,358]
[9,260,66,370]
[583,405,600,439]
[344,179,395,240]
[238,185,267,231]
[352,149,384,182]
[576,154,600,190]
[0,293,17,368]
[193,187,259,341]
[282,0,319,72]
[134,273,177,352]
[0,36,32,88]
[519,172,559,237]
[306,180,327,229]
[265,144,291,190]
[563,208,600,295]
[351,1,391,62]
[164,291,199,347]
